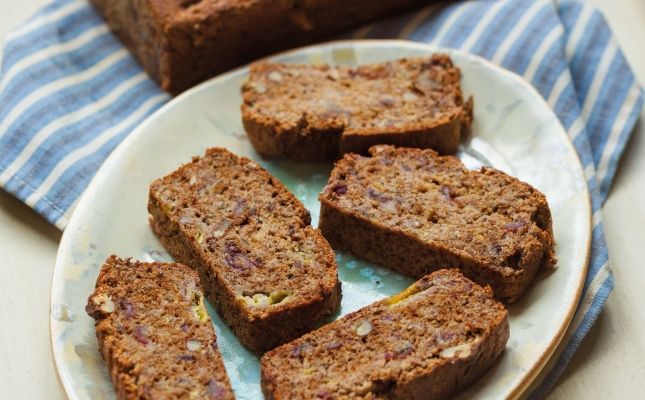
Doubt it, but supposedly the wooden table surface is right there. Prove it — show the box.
[1,1,643,398]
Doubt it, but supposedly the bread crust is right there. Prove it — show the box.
[148,148,341,353]
[89,0,433,93]
[261,269,510,400]
[318,145,555,303]
[241,56,473,161]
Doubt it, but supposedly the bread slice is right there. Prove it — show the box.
[261,269,509,399]
[241,55,473,161]
[319,145,555,303]
[148,148,341,353]
[85,256,235,399]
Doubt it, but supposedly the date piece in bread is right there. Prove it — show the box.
[148,148,341,353]
[261,269,509,400]
[85,256,235,400]
[241,55,473,161]
[319,145,555,303]
[89,0,434,93]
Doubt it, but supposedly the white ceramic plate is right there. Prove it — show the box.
[51,40,590,400]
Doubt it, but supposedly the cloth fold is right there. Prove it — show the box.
[0,0,642,397]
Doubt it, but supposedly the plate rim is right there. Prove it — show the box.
[50,39,591,400]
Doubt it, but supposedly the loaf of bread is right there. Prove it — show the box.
[85,256,235,400]
[89,0,434,93]
[261,269,509,399]
[319,145,555,302]
[241,55,473,161]
[148,147,341,353]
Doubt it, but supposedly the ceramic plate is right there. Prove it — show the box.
[51,40,590,400]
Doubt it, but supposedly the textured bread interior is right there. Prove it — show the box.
[241,55,473,160]
[319,145,555,302]
[148,148,340,352]
[86,256,234,399]
[261,269,509,400]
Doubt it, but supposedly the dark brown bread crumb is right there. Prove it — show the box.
[89,0,434,93]
[319,145,555,303]
[261,269,509,400]
[148,148,341,353]
[242,55,473,161]
[85,256,235,400]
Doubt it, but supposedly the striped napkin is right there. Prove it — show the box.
[0,0,642,397]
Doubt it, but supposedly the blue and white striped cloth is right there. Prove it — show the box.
[0,0,642,397]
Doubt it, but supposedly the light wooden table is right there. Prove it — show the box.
[1,1,643,398]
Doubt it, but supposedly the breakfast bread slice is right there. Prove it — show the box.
[261,269,509,400]
[85,256,235,400]
[319,145,555,303]
[241,55,473,161]
[148,148,341,353]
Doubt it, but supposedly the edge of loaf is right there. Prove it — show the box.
[89,0,434,93]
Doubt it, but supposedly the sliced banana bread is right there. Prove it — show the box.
[85,256,234,400]
[148,148,341,353]
[261,269,509,400]
[90,0,433,93]
[319,145,555,303]
[241,55,473,161]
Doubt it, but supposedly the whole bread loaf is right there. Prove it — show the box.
[85,256,235,400]
[319,145,556,303]
[242,55,473,161]
[89,0,434,93]
[261,269,509,400]
[149,147,341,353]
